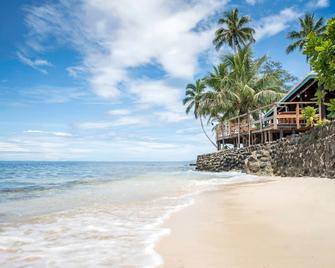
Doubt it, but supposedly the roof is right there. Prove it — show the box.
[277,72,317,103]
[264,72,317,117]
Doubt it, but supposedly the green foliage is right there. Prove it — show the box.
[202,46,284,122]
[304,18,335,91]
[182,80,217,147]
[302,106,318,127]
[183,79,206,119]
[286,13,325,56]
[311,89,327,106]
[213,8,255,51]
[316,118,330,127]
[325,98,335,118]
[261,60,298,90]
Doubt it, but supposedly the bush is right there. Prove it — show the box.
[302,106,318,127]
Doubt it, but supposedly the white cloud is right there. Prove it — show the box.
[128,80,182,111]
[76,116,148,129]
[21,86,88,103]
[254,8,302,41]
[24,130,73,137]
[154,111,188,123]
[23,0,225,99]
[307,0,329,8]
[0,142,28,153]
[108,109,131,116]
[246,0,257,5]
[176,127,201,135]
[17,52,52,73]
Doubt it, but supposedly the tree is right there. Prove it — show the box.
[213,8,255,52]
[304,18,335,91]
[261,60,298,91]
[182,80,217,148]
[204,46,284,121]
[286,13,326,56]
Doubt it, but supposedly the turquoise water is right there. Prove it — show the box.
[0,161,256,267]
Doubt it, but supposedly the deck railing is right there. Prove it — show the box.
[216,101,320,141]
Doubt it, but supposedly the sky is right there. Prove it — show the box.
[0,0,333,161]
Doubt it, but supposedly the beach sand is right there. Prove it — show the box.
[156,177,335,268]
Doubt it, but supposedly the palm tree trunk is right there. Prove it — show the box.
[199,116,217,148]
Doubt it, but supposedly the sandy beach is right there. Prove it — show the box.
[157,177,335,268]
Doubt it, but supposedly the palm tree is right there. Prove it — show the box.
[286,13,325,55]
[204,46,284,122]
[213,8,255,52]
[183,80,217,148]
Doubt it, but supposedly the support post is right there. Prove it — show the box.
[296,103,300,129]
[263,131,268,143]
[247,111,251,147]
[228,121,231,136]
[273,104,278,129]
[237,117,241,148]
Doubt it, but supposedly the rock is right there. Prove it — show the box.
[196,121,335,178]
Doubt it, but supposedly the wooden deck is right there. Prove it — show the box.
[216,101,320,149]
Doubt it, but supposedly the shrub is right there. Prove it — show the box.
[302,106,318,127]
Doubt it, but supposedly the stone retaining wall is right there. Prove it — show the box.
[196,121,335,178]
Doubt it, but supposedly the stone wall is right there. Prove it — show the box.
[196,121,335,178]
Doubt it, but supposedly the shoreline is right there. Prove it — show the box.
[155,176,335,268]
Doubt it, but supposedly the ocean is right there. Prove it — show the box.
[0,161,257,267]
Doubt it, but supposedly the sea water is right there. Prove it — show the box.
[0,161,257,267]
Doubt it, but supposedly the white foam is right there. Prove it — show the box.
[0,169,257,268]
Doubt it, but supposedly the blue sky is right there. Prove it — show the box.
[0,0,333,161]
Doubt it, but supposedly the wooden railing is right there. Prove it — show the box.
[216,101,320,141]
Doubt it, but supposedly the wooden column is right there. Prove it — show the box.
[261,132,264,144]
[247,111,251,147]
[237,117,241,148]
[273,105,278,129]
[263,131,268,143]
[296,103,300,129]
[228,121,231,136]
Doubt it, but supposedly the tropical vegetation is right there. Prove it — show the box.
[213,8,255,51]
[203,46,284,123]
[183,80,217,148]
[286,13,326,57]
[304,18,335,92]
[184,7,334,146]
[302,106,318,127]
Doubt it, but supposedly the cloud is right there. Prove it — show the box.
[0,142,29,153]
[307,0,329,8]
[176,127,201,135]
[154,111,188,123]
[21,86,88,103]
[17,52,52,73]
[24,130,73,137]
[76,116,148,129]
[108,109,131,116]
[246,0,257,5]
[254,8,302,41]
[128,80,182,111]
[23,0,225,99]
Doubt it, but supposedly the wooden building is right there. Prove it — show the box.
[216,73,334,150]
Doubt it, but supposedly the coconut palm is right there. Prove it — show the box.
[213,8,255,52]
[286,13,325,55]
[183,80,217,148]
[204,46,284,121]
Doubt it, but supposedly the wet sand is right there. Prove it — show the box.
[156,177,335,268]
